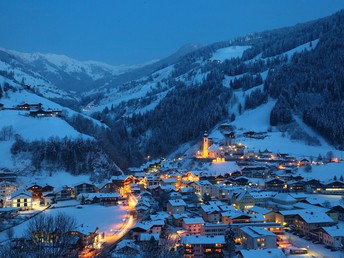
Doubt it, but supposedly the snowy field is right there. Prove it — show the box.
[295,162,344,182]
[0,204,128,243]
[210,46,251,61]
[17,171,94,189]
[0,110,90,141]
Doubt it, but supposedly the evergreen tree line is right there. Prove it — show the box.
[10,136,119,178]
[265,13,344,148]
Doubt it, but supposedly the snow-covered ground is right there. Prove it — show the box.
[295,162,344,182]
[0,110,90,141]
[0,204,128,242]
[210,46,251,61]
[285,232,344,258]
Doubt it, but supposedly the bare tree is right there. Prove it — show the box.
[24,212,78,257]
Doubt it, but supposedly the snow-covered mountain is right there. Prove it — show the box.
[0,48,143,102]
[1,11,344,170]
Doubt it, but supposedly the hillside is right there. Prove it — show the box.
[0,75,121,178]
[1,11,344,169]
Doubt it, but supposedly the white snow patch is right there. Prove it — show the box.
[210,46,251,62]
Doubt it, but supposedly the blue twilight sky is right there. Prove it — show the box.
[0,0,344,65]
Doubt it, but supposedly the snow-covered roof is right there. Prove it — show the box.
[115,239,140,252]
[298,211,334,224]
[238,248,286,258]
[240,226,276,237]
[150,212,169,221]
[208,144,220,151]
[168,199,186,207]
[248,206,272,215]
[181,235,225,245]
[201,204,220,213]
[183,217,204,225]
[321,225,344,237]
[273,193,296,202]
[162,178,177,183]
[10,189,32,199]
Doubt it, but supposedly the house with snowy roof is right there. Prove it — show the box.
[181,235,225,257]
[231,189,255,210]
[9,189,32,210]
[0,181,17,198]
[248,206,275,222]
[55,185,74,201]
[167,199,186,214]
[112,239,141,257]
[264,178,286,191]
[73,182,98,196]
[239,226,277,249]
[319,224,344,248]
[294,210,335,236]
[70,225,99,247]
[237,248,286,258]
[182,217,204,235]
[200,204,221,223]
[272,193,297,205]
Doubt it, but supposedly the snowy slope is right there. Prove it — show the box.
[3,48,140,80]
[210,46,251,61]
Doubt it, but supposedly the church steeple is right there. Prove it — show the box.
[203,131,209,158]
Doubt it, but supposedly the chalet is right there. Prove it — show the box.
[10,189,33,210]
[41,192,55,206]
[239,226,277,249]
[264,178,286,191]
[73,182,98,196]
[304,179,323,193]
[248,206,275,222]
[258,149,273,159]
[241,166,267,178]
[77,193,119,205]
[182,217,205,235]
[55,186,74,201]
[29,109,52,117]
[319,225,344,248]
[172,213,189,227]
[200,204,221,223]
[167,199,186,215]
[70,225,99,247]
[322,180,344,194]
[98,181,117,193]
[190,180,216,197]
[111,175,135,196]
[272,193,297,206]
[0,181,17,198]
[112,240,141,257]
[131,222,153,240]
[299,158,310,166]
[222,212,251,224]
[294,211,335,236]
[201,223,228,236]
[234,176,249,186]
[231,190,255,210]
[16,103,42,110]
[27,184,43,199]
[288,180,306,192]
[181,235,225,258]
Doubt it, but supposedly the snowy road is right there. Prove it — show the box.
[285,232,344,258]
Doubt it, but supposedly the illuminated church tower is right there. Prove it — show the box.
[203,131,209,158]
